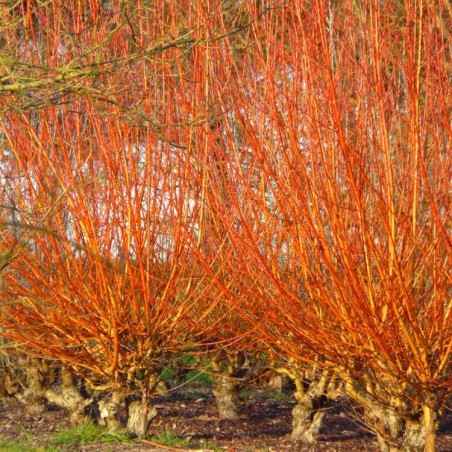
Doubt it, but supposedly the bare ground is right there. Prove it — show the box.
[0,388,451,451]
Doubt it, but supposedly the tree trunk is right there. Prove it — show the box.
[373,405,405,452]
[126,396,157,437]
[277,363,332,443]
[291,397,326,442]
[45,367,92,424]
[365,403,428,452]
[290,376,328,443]
[343,372,439,452]
[125,373,160,437]
[210,353,249,420]
[211,373,240,420]
[21,359,47,414]
[98,390,125,430]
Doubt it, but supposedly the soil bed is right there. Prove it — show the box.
[0,388,451,451]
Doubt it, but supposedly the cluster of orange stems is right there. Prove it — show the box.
[0,1,450,450]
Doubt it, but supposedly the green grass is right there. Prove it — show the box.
[0,423,136,451]
[160,366,176,382]
[52,422,136,447]
[0,440,58,452]
[239,390,252,400]
[266,390,289,400]
[149,429,189,447]
[161,354,212,386]
[19,427,36,442]
[181,368,212,384]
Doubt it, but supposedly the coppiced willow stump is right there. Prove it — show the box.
[126,397,158,438]
[97,390,126,430]
[20,358,47,414]
[277,362,342,443]
[362,400,438,452]
[123,372,160,437]
[210,352,251,420]
[211,372,240,420]
[345,374,442,452]
[45,367,92,425]
[291,391,327,443]
[362,403,427,452]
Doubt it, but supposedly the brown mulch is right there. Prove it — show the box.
[0,389,451,451]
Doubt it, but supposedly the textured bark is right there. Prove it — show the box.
[343,371,440,452]
[358,394,433,451]
[4,373,20,397]
[372,410,425,452]
[122,372,160,437]
[290,374,329,443]
[210,352,250,420]
[277,363,334,443]
[126,397,157,437]
[21,359,47,414]
[211,373,240,420]
[0,375,5,397]
[45,368,91,424]
[98,391,126,430]
[291,394,327,442]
